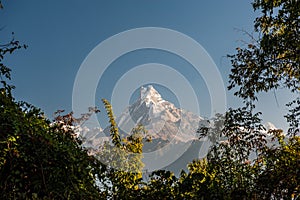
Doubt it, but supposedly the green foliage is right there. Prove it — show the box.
[176,114,300,199]
[0,33,27,93]
[285,98,300,136]
[195,109,264,199]
[144,170,179,199]
[178,159,220,199]
[255,131,300,199]
[198,113,225,144]
[228,0,299,101]
[0,92,105,199]
[102,99,121,148]
[97,99,147,199]
[187,0,300,198]
[176,1,300,199]
[224,2,300,197]
[0,32,105,200]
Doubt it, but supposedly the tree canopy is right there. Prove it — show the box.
[0,37,107,199]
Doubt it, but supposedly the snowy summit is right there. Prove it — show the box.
[117,85,202,142]
[139,85,165,107]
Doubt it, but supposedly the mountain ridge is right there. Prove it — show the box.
[116,85,202,142]
[78,85,281,173]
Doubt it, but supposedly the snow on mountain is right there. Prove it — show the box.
[140,85,166,106]
[76,86,284,173]
[74,85,205,173]
[78,86,282,150]
[116,85,202,142]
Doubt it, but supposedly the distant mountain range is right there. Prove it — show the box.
[82,85,203,146]
[79,85,279,174]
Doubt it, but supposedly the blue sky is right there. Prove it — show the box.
[1,0,294,130]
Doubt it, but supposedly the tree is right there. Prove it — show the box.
[0,31,148,200]
[0,33,106,200]
[176,1,300,199]
[143,170,179,199]
[95,99,147,199]
[254,130,300,199]
[228,0,299,101]
[228,0,299,135]
[226,1,300,196]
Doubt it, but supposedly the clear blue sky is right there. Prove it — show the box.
[1,0,294,130]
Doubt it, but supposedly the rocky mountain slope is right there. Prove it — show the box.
[116,85,202,142]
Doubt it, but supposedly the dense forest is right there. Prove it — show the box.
[0,0,299,199]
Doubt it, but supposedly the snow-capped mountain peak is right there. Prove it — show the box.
[80,85,203,148]
[140,85,165,106]
[116,85,202,142]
